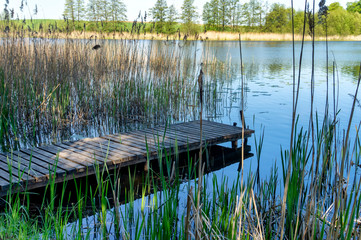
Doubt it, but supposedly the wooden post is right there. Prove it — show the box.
[232,122,238,149]
[240,110,248,145]
[144,160,149,172]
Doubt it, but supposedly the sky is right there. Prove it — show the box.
[0,0,351,21]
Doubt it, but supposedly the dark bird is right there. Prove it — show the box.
[92,44,101,50]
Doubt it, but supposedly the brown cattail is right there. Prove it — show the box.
[92,44,101,50]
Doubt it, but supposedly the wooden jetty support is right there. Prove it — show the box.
[0,120,254,197]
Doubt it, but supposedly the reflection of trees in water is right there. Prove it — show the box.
[245,62,260,80]
[202,62,248,121]
[245,61,290,78]
[341,64,360,79]
[267,61,286,74]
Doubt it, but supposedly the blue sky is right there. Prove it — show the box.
[1,0,350,21]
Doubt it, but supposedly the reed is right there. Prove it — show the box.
[0,34,232,152]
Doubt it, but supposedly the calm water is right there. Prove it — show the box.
[191,40,361,181]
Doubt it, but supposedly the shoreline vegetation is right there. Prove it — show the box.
[0,19,361,42]
[3,0,361,42]
[2,28,361,41]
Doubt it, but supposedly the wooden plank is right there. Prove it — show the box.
[11,151,66,178]
[16,150,67,173]
[0,153,47,179]
[169,123,248,142]
[53,143,129,166]
[39,145,100,167]
[64,140,134,159]
[0,154,36,182]
[0,168,11,191]
[102,135,159,161]
[107,132,178,160]
[76,138,140,157]
[60,141,135,164]
[151,127,201,143]
[177,127,226,141]
[52,143,109,164]
[130,131,174,149]
[81,137,148,158]
[165,124,224,142]
[105,134,157,152]
[102,135,147,150]
[197,120,254,135]
[0,167,19,183]
[107,133,158,152]
[21,148,86,173]
[146,130,200,152]
[2,153,48,183]
[141,129,190,145]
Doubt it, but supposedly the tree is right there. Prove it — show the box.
[64,0,75,22]
[87,0,101,22]
[219,0,229,31]
[241,0,264,29]
[98,0,110,22]
[329,2,344,11]
[108,0,127,31]
[228,0,241,31]
[346,1,361,13]
[74,0,85,23]
[202,0,220,30]
[181,0,197,24]
[181,0,198,34]
[166,4,178,33]
[202,2,212,27]
[109,0,127,22]
[150,0,168,33]
[264,3,290,33]
[328,2,361,35]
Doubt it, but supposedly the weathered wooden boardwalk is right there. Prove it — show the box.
[0,120,254,196]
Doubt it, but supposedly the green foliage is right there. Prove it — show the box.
[150,0,168,33]
[329,2,344,11]
[181,0,199,34]
[63,0,75,22]
[264,4,290,33]
[347,0,361,13]
[202,0,242,32]
[108,0,127,25]
[74,0,85,22]
[85,0,126,25]
[242,0,265,30]
[166,5,178,34]
[181,0,197,25]
[327,5,361,35]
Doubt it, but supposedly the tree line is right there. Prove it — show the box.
[3,0,361,36]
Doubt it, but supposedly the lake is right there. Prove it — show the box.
[188,40,361,182]
[2,37,359,238]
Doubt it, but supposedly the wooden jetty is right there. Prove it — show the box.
[0,120,254,197]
